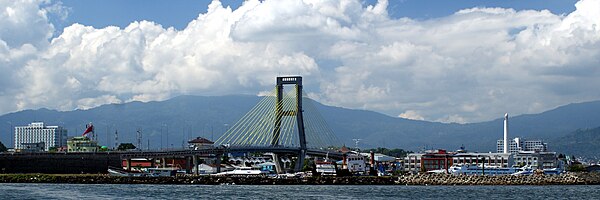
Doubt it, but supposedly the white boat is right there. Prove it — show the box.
[511,167,563,175]
[144,167,178,177]
[213,166,267,176]
[108,167,178,177]
[446,164,527,175]
[315,161,336,176]
[107,167,144,177]
[541,168,562,175]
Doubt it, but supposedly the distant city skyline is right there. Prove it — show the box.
[0,0,598,123]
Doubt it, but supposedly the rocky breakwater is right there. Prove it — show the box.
[1,173,599,185]
[396,173,600,185]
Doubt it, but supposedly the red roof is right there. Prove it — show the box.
[188,137,214,144]
[339,145,350,153]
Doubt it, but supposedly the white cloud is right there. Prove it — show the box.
[398,110,424,121]
[76,95,122,110]
[1,0,600,123]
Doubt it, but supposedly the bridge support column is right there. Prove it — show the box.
[186,156,191,174]
[294,150,306,172]
[193,155,199,175]
[273,153,284,174]
[216,153,222,173]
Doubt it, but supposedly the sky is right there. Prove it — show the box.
[0,0,598,123]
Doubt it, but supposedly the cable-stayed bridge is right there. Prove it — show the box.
[215,76,342,172]
[121,76,343,174]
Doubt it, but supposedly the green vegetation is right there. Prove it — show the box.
[117,143,136,151]
[567,164,587,172]
[301,159,312,172]
[363,147,412,158]
[99,146,109,152]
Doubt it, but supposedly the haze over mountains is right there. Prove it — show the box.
[1,95,599,157]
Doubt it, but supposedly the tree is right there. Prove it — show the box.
[117,143,136,151]
[567,164,586,172]
[363,148,412,158]
[0,141,6,152]
[301,159,312,172]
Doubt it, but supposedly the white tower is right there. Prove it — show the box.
[503,113,509,154]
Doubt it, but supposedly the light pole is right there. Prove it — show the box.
[166,124,169,150]
[96,122,113,148]
[221,123,229,142]
[7,121,13,149]
[160,124,164,150]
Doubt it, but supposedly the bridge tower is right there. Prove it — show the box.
[272,76,307,172]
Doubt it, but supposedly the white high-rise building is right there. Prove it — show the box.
[504,113,508,154]
[14,122,68,151]
[497,137,548,154]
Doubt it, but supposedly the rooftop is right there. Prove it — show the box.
[188,137,214,144]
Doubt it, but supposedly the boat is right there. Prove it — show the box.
[446,164,528,175]
[511,167,563,175]
[107,166,144,177]
[144,167,178,177]
[107,166,178,177]
[213,166,268,176]
[541,168,562,175]
[315,161,336,176]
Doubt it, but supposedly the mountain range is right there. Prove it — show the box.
[1,95,599,157]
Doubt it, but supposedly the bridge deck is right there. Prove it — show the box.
[119,147,344,160]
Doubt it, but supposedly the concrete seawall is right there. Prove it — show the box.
[0,152,122,174]
[1,173,599,185]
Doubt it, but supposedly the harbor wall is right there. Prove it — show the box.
[0,152,122,174]
[1,173,599,185]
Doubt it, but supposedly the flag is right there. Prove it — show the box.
[82,124,94,136]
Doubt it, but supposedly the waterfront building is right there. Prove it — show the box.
[345,154,367,173]
[496,137,547,153]
[359,152,396,162]
[420,149,454,173]
[338,154,368,173]
[403,153,423,174]
[187,137,214,149]
[453,152,513,168]
[14,122,67,151]
[67,136,98,152]
[18,142,45,152]
[513,151,559,169]
[402,150,513,174]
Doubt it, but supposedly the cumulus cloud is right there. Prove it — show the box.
[1,0,600,123]
[398,110,424,121]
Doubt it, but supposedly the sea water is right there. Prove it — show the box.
[1,183,599,199]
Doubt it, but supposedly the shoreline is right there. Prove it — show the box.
[0,173,599,185]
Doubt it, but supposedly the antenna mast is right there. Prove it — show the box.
[136,128,142,151]
[352,138,362,152]
[114,130,118,150]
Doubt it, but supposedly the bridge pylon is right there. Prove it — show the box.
[215,75,342,173]
[272,76,307,172]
